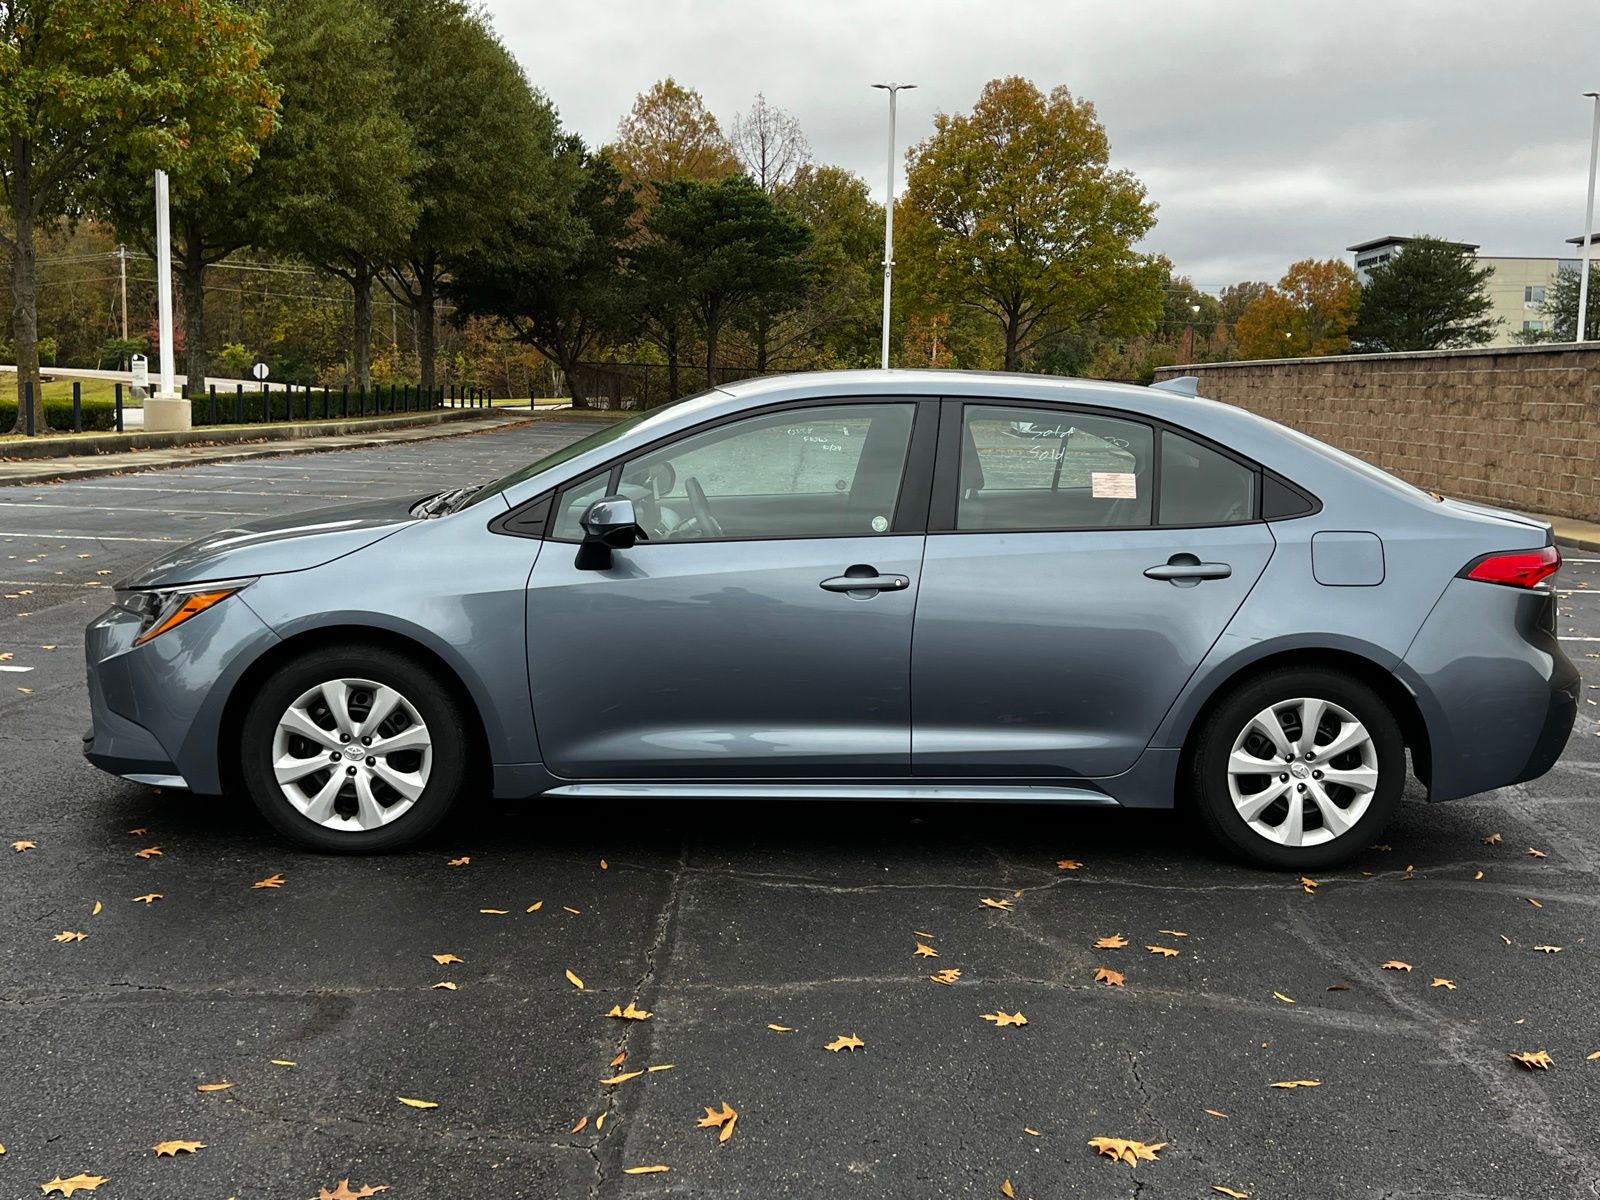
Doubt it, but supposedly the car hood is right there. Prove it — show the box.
[117,495,427,589]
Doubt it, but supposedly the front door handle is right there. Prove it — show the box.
[820,566,910,594]
[1144,553,1232,585]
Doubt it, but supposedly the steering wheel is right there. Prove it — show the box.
[684,476,723,538]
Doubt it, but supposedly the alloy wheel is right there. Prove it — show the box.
[270,677,432,832]
[1225,696,1379,848]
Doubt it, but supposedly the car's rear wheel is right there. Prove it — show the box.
[1189,667,1404,869]
[240,646,468,852]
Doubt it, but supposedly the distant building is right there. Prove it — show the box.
[1345,235,1594,346]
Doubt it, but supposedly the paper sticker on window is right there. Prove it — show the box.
[1091,471,1137,499]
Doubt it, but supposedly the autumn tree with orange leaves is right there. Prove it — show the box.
[1232,259,1361,359]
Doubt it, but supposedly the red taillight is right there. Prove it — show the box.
[1464,545,1561,589]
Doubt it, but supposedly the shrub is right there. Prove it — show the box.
[0,396,120,432]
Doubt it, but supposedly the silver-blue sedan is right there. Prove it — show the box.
[84,370,1578,868]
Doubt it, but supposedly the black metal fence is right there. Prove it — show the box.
[568,362,784,411]
[6,379,522,436]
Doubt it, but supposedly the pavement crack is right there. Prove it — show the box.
[587,835,688,1200]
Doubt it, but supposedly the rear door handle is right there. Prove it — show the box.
[1144,554,1232,584]
[820,569,910,593]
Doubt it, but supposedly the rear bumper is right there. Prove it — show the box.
[1400,579,1578,801]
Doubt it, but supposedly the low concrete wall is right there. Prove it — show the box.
[1154,344,1600,524]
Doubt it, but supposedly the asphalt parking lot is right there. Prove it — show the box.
[2,419,1599,1200]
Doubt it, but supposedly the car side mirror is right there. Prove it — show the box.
[575,496,641,570]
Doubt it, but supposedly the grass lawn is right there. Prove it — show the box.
[2,374,127,405]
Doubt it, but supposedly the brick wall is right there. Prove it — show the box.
[1153,345,1600,524]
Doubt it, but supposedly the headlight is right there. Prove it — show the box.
[114,579,256,646]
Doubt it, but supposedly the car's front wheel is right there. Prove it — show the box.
[240,645,469,852]
[1189,667,1404,869]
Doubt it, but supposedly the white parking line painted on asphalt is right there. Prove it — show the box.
[23,483,363,499]
[0,501,259,517]
[1,532,176,543]
[1558,636,1600,641]
[0,664,34,672]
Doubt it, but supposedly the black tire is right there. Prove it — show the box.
[1188,667,1405,870]
[239,644,469,853]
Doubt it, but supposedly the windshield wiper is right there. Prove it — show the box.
[435,484,483,516]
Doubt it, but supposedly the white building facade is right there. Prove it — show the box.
[1346,235,1590,347]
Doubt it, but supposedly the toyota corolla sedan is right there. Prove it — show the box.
[84,370,1578,868]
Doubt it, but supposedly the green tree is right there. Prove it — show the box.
[258,0,416,389]
[1538,262,1600,341]
[1351,236,1497,351]
[380,0,561,392]
[773,164,883,368]
[899,76,1163,372]
[638,174,813,386]
[1,0,276,430]
[446,141,636,409]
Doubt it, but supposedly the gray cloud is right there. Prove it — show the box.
[489,0,1600,288]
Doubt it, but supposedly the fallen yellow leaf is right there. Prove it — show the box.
[600,859,608,869]
[563,906,581,914]
[52,930,87,943]
[1527,897,1543,908]
[1159,929,1189,937]
[1431,978,1457,989]
[1094,966,1125,987]
[623,1166,669,1175]
[1213,1188,1249,1198]
[1203,1108,1228,1118]
[448,856,470,866]
[90,901,102,916]
[696,1101,738,1143]
[1586,1051,1600,1060]
[195,1081,233,1093]
[1272,992,1296,1004]
[527,901,543,912]
[314,1179,389,1199]
[132,893,162,904]
[11,840,35,852]
[981,1011,1028,1027]
[1088,1136,1165,1167]
[571,1116,588,1133]
[432,981,459,991]
[601,1070,644,1085]
[135,846,162,859]
[1094,934,1129,949]
[1269,1079,1321,1088]
[432,953,463,965]
[1056,859,1082,870]
[1507,1050,1553,1070]
[1380,960,1412,972]
[1533,945,1563,954]
[1023,1127,1041,1136]
[1146,945,1180,957]
[606,1002,651,1020]
[767,1024,794,1032]
[565,969,585,990]
[479,908,509,915]
[980,897,1014,911]
[1001,1179,1015,1198]
[41,1174,109,1196]
[1526,847,1547,859]
[826,1034,865,1052]
[271,1059,297,1066]
[646,1064,675,1073]
[1483,832,1502,844]
[152,1140,204,1157]
[930,968,962,985]
[914,942,940,958]
[396,1096,438,1109]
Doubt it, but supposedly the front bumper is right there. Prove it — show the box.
[83,593,279,793]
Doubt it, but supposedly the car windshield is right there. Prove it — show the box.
[456,411,651,510]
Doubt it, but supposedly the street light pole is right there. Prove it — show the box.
[872,82,915,369]
[146,168,191,430]
[1576,91,1600,343]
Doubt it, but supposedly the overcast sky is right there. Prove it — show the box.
[486,0,1599,291]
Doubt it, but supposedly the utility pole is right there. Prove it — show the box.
[117,244,128,344]
[872,82,916,370]
[145,169,190,430]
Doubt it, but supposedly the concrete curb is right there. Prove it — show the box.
[0,411,538,488]
[0,407,491,460]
